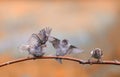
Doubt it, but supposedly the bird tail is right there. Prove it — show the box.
[19,44,30,52]
[55,58,62,64]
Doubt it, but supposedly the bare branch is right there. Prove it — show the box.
[0,56,120,67]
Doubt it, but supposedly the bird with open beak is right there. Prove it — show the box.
[88,48,103,63]
[20,27,52,57]
[49,36,83,64]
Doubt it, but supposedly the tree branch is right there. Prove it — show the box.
[0,56,120,67]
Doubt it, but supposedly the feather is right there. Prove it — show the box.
[67,45,83,54]
[19,44,30,52]
[49,36,60,49]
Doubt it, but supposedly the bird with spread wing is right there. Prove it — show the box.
[49,36,83,64]
[20,27,52,57]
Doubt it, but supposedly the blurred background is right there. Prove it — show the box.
[0,0,120,77]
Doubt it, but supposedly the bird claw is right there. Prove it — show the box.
[32,56,37,60]
[97,59,102,63]
[88,59,92,65]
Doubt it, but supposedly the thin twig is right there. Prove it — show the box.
[0,56,120,67]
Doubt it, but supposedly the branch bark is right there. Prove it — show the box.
[0,56,120,67]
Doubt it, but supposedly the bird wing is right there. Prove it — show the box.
[45,27,52,37]
[28,33,41,46]
[37,27,52,44]
[66,45,83,54]
[49,36,60,49]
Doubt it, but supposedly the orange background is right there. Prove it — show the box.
[0,0,120,77]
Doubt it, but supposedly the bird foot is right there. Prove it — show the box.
[97,59,102,63]
[88,59,93,65]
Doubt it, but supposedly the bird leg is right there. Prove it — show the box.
[88,56,93,65]
[55,56,62,64]
[97,58,102,63]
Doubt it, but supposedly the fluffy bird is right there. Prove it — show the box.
[88,48,103,62]
[20,27,52,57]
[49,36,83,64]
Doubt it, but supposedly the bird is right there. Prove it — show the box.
[88,48,103,63]
[20,27,52,57]
[49,36,83,64]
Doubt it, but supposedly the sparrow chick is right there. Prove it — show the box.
[20,27,52,57]
[49,36,83,64]
[88,48,103,63]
